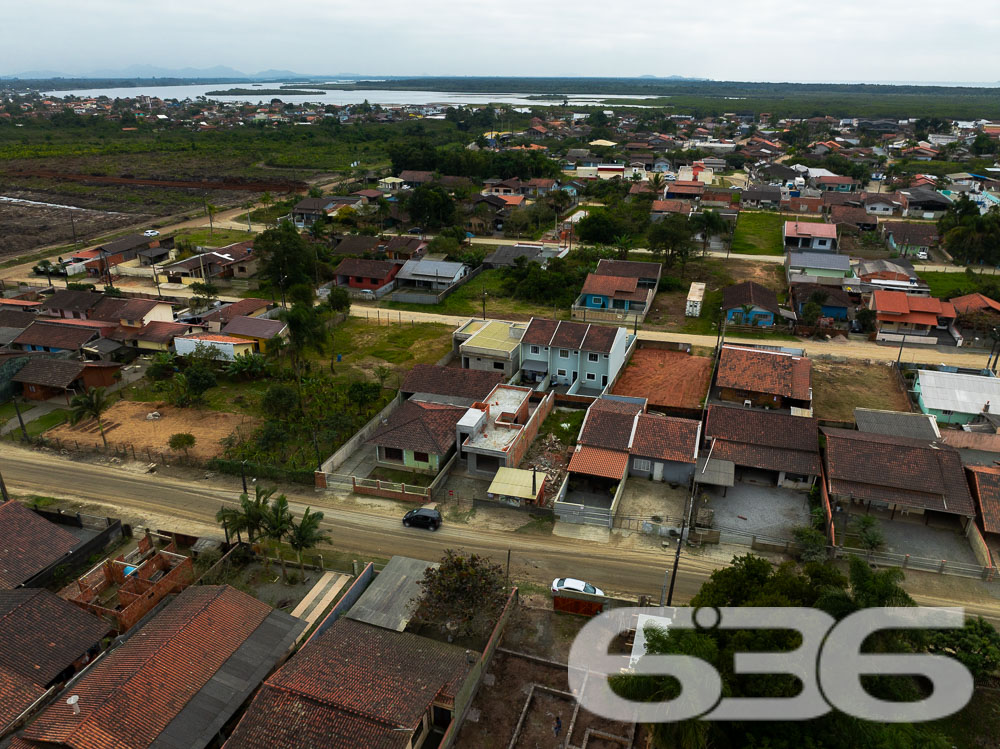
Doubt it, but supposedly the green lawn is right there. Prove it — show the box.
[173,227,256,248]
[0,401,19,424]
[920,269,981,299]
[368,466,435,487]
[28,409,69,437]
[379,269,569,320]
[536,408,586,446]
[730,212,822,256]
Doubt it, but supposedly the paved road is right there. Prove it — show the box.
[350,306,992,368]
[4,443,999,621]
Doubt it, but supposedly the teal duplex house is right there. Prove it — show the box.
[518,317,631,397]
[913,369,1000,425]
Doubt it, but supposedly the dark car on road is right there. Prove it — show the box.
[402,506,441,530]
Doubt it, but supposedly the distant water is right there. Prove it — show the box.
[40,82,657,107]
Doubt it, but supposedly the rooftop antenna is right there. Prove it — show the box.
[67,695,80,716]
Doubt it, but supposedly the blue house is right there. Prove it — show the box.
[791,284,852,321]
[722,281,780,327]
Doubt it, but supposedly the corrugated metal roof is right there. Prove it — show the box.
[854,408,940,440]
[345,557,438,632]
[488,467,543,500]
[916,370,1000,414]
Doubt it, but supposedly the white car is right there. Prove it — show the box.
[551,577,604,597]
[143,230,160,237]
[916,250,929,261]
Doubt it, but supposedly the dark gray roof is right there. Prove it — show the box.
[12,357,85,388]
[222,315,287,339]
[483,246,542,267]
[99,233,152,255]
[153,607,306,749]
[787,252,852,272]
[42,289,102,313]
[854,408,940,441]
[345,556,437,632]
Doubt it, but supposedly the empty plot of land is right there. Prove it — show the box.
[45,400,257,460]
[612,348,713,411]
[811,359,911,422]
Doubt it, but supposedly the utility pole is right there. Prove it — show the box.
[481,282,487,320]
[240,460,248,494]
[0,467,8,503]
[69,211,79,246]
[12,398,28,442]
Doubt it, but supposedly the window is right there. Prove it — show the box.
[557,369,567,377]
[384,447,403,462]
[603,354,609,359]
[559,349,569,358]
[583,583,597,594]
[588,353,599,363]
[530,345,540,355]
[634,458,652,472]
[413,451,430,463]
[586,372,596,381]
[493,362,504,370]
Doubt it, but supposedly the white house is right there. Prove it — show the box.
[174,333,256,361]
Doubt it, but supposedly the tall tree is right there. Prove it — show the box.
[280,303,329,382]
[254,221,317,295]
[689,209,727,255]
[69,387,112,448]
[263,493,294,579]
[287,507,330,575]
[406,185,456,229]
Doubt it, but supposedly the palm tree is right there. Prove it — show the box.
[69,387,112,448]
[612,233,634,261]
[647,172,666,196]
[263,493,294,580]
[223,484,275,545]
[287,507,330,575]
[216,504,249,543]
[690,210,728,256]
[205,202,218,235]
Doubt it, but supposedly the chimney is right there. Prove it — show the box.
[67,695,80,716]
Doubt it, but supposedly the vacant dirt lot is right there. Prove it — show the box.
[45,401,258,460]
[612,347,712,411]
[811,359,912,422]
[0,197,147,258]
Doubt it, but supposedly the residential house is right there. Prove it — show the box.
[291,197,354,227]
[15,586,304,749]
[881,221,939,257]
[91,297,174,328]
[174,333,256,361]
[651,199,694,218]
[518,318,630,395]
[898,188,952,218]
[0,499,82,589]
[951,293,1000,329]
[468,195,508,233]
[740,186,782,209]
[377,175,405,191]
[714,345,812,411]
[523,177,558,196]
[815,175,859,192]
[0,589,109,735]
[367,399,465,475]
[703,405,821,489]
[791,284,853,321]
[965,465,1000,558]
[868,290,955,337]
[331,234,381,258]
[784,221,838,251]
[457,383,552,478]
[84,234,160,280]
[829,204,877,231]
[864,193,901,215]
[38,289,102,320]
[853,257,922,287]
[222,316,288,352]
[566,397,645,507]
[913,369,1000,425]
[395,259,468,291]
[223,570,480,749]
[574,273,653,322]
[781,195,825,214]
[595,259,662,289]
[398,169,434,188]
[628,413,701,484]
[0,310,38,347]
[160,246,253,281]
[381,236,429,261]
[722,281,780,327]
[400,364,503,405]
[10,320,98,355]
[0,298,41,313]
[823,427,975,522]
[112,320,193,352]
[13,358,120,402]
[457,319,526,377]
[665,181,704,200]
[333,258,403,297]
[200,297,270,332]
[786,251,854,280]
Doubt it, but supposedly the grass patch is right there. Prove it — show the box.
[321,318,454,384]
[28,408,69,436]
[537,408,586,445]
[380,268,568,320]
[172,227,255,247]
[920,269,984,299]
[368,466,435,487]
[0,400,20,423]
[18,494,62,507]
[811,360,911,422]
[731,212,822,256]
[445,505,477,523]
[514,513,556,535]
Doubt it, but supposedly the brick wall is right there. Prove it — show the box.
[509,392,554,468]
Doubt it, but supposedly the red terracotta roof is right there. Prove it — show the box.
[366,399,466,455]
[569,445,629,479]
[631,414,700,463]
[717,346,812,401]
[335,258,401,280]
[0,501,80,588]
[951,293,1000,315]
[651,200,692,214]
[580,273,647,302]
[200,298,269,323]
[871,290,955,322]
[967,465,1000,534]
[823,428,974,516]
[180,333,250,344]
[22,586,273,749]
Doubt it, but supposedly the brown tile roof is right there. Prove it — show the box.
[523,318,623,353]
[790,284,854,310]
[581,324,620,354]
[651,199,693,214]
[580,273,647,301]
[823,428,975,516]
[722,281,780,316]
[631,414,700,463]
[0,589,109,727]
[612,348,713,410]
[883,220,939,247]
[12,357,85,389]
[967,465,1000,534]
[201,298,269,324]
[569,445,630,479]
[335,258,401,279]
[0,310,37,330]
[91,297,161,323]
[367,399,465,455]
[0,500,80,588]
[951,293,1000,315]
[579,397,644,451]
[12,321,96,351]
[550,320,590,349]
[119,320,191,344]
[22,586,274,749]
[332,234,382,256]
[595,259,661,280]
[830,205,871,225]
[222,315,288,340]
[225,617,475,749]
[400,364,502,402]
[41,290,102,313]
[705,405,821,476]
[717,346,812,401]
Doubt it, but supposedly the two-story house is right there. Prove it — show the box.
[517,318,631,396]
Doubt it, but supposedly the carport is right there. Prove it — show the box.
[694,456,735,496]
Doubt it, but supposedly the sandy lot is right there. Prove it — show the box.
[612,347,713,411]
[45,401,258,461]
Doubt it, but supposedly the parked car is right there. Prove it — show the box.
[551,577,604,597]
[358,289,376,300]
[916,249,929,261]
[143,229,160,237]
[402,506,441,531]
[408,227,424,234]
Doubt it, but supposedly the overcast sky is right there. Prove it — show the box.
[5,0,999,83]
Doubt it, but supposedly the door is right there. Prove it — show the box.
[653,461,664,482]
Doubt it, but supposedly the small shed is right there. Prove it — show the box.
[487,467,546,507]
[686,282,706,317]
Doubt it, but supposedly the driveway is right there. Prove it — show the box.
[858,516,978,566]
[699,482,812,540]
